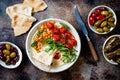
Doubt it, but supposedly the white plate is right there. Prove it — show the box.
[26,18,81,72]
[0,42,22,69]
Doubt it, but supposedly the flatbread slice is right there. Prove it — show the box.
[23,0,47,12]
[6,4,32,19]
[11,13,36,36]
[33,49,56,66]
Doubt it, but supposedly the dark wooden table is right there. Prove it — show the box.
[0,0,120,80]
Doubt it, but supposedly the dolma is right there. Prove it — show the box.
[107,48,120,59]
[104,37,120,53]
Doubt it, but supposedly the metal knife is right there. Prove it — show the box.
[74,6,99,61]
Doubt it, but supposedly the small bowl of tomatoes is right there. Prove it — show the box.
[88,5,117,34]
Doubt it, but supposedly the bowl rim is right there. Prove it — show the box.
[0,41,22,69]
[87,5,117,34]
[25,18,81,73]
[102,34,120,65]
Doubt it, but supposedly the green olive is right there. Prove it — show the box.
[103,27,109,32]
[10,52,16,58]
[5,44,11,50]
[101,10,109,16]
[5,56,10,64]
[94,20,102,27]
[108,12,113,17]
[101,21,107,27]
[4,54,7,57]
[108,22,115,27]
[96,28,103,33]
[3,49,10,56]
[108,17,115,22]
[107,25,111,28]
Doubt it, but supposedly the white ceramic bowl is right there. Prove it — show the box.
[0,42,22,69]
[26,18,81,72]
[88,5,117,34]
[102,35,120,65]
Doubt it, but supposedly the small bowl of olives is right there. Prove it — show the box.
[0,42,22,69]
[88,5,117,34]
[102,35,120,65]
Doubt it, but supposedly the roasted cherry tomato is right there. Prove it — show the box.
[65,43,73,49]
[53,34,60,41]
[69,39,77,46]
[59,38,65,43]
[64,31,72,39]
[52,27,59,34]
[60,26,67,33]
[46,22,54,29]
[54,52,61,59]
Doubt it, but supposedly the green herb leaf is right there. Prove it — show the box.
[52,43,56,50]
[58,47,68,52]
[46,39,53,44]
[45,39,77,63]
[56,42,64,47]
[60,22,69,29]
[71,54,76,62]
[45,47,52,52]
[37,30,43,35]
[31,41,37,47]
[62,56,71,63]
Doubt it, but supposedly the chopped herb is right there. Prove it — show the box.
[60,22,69,29]
[46,38,53,44]
[45,39,57,52]
[58,47,68,52]
[45,39,77,63]
[37,30,43,35]
[31,41,37,47]
[45,47,52,52]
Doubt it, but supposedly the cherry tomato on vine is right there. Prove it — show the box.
[91,12,97,18]
[96,15,105,20]
[95,8,101,15]
[89,16,95,25]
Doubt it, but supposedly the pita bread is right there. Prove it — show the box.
[6,0,47,36]
[33,50,54,66]
[11,13,36,36]
[23,0,47,12]
[6,4,32,19]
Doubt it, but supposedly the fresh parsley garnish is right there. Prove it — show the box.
[31,41,37,47]
[45,39,77,63]
[60,22,69,29]
[37,30,43,35]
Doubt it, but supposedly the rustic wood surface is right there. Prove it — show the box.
[0,0,120,80]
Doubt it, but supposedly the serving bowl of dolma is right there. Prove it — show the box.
[103,35,120,65]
